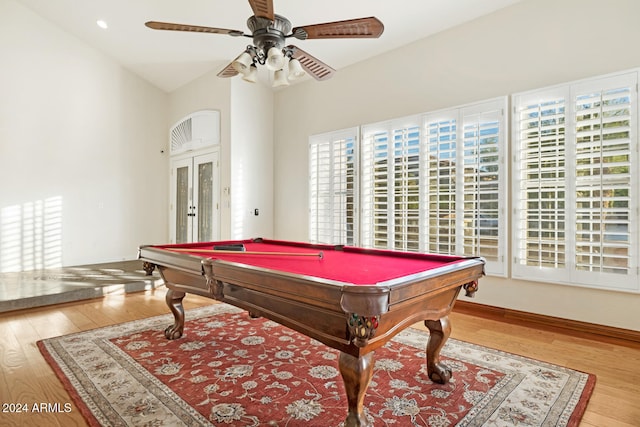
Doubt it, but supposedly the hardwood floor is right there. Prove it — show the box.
[1,288,639,426]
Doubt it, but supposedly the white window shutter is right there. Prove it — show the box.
[460,101,506,276]
[362,118,420,250]
[423,114,458,255]
[572,74,638,289]
[512,88,569,282]
[513,71,639,292]
[312,99,508,278]
[309,128,358,245]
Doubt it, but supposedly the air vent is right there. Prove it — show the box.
[170,110,220,155]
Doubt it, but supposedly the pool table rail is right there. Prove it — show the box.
[139,244,484,357]
[138,241,485,427]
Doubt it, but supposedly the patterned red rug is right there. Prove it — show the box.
[39,304,595,426]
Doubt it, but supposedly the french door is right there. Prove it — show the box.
[169,150,220,243]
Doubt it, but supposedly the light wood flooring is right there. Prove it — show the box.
[1,288,639,427]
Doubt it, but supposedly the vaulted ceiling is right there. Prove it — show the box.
[16,0,522,92]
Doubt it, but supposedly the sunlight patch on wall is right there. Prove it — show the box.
[0,196,63,272]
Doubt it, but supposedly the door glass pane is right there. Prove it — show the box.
[176,166,189,243]
[198,161,213,241]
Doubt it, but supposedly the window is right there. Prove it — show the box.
[424,115,457,255]
[310,99,507,277]
[309,129,358,245]
[421,100,506,276]
[512,71,639,291]
[361,117,421,252]
[309,69,640,292]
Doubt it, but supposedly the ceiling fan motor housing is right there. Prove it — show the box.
[247,14,291,52]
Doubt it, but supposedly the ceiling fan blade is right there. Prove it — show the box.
[287,45,335,81]
[145,21,245,37]
[292,17,384,40]
[217,61,240,78]
[248,0,274,20]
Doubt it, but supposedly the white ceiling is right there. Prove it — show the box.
[16,0,522,92]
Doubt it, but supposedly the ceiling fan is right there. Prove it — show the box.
[145,0,384,86]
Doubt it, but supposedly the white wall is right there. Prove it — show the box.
[229,79,274,239]
[0,0,168,270]
[273,0,640,331]
[167,71,275,240]
[1,0,275,267]
[167,71,232,239]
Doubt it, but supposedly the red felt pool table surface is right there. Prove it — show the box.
[139,238,484,427]
[156,238,469,286]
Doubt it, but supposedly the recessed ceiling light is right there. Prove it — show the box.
[96,20,108,29]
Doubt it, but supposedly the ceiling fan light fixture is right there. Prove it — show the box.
[145,3,383,84]
[232,51,253,73]
[288,58,305,80]
[242,64,258,83]
[272,69,289,88]
[266,47,285,71]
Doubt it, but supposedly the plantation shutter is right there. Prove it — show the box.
[460,102,505,275]
[309,140,330,243]
[513,88,568,281]
[572,75,637,289]
[361,128,390,248]
[392,127,421,251]
[309,128,358,245]
[423,115,457,254]
[361,118,420,250]
[513,72,638,291]
[311,98,507,277]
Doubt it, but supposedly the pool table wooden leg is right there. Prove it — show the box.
[164,288,186,340]
[339,351,374,427]
[424,316,452,384]
[142,261,156,275]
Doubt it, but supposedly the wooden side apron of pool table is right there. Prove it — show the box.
[138,243,484,427]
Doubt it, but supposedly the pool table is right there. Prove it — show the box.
[138,238,484,427]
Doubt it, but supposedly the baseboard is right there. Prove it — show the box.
[453,300,640,346]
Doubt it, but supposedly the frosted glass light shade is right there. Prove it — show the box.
[266,47,285,71]
[272,69,289,87]
[288,58,305,80]
[242,64,258,83]
[232,52,253,73]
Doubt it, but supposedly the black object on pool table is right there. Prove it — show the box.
[213,244,246,251]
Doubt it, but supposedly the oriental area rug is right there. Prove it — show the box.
[38,304,595,427]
